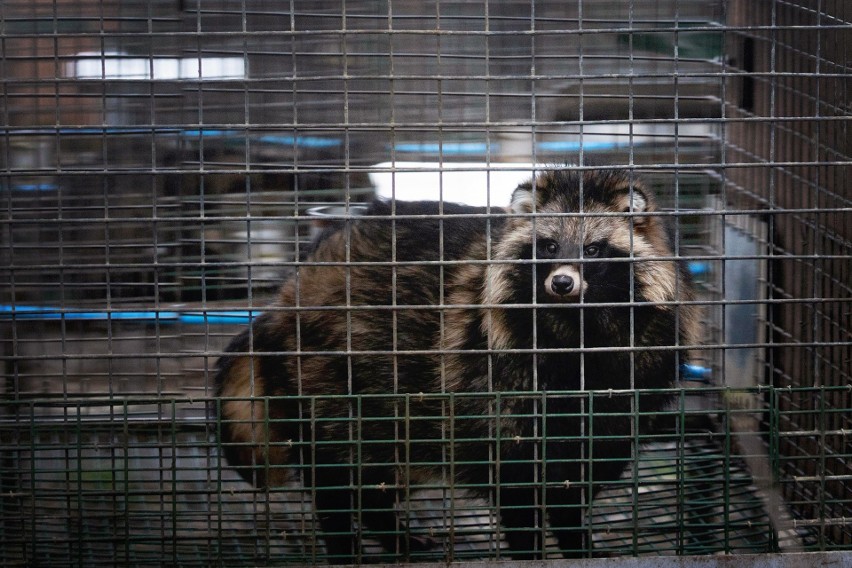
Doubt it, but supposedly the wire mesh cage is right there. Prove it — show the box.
[1,0,849,566]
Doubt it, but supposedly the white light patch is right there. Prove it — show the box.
[70,51,246,81]
[370,162,546,207]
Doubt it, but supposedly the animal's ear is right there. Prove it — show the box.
[510,181,535,214]
[620,184,652,226]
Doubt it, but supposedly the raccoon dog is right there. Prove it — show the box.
[216,168,699,561]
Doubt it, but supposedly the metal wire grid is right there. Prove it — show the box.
[722,0,851,552]
[1,0,850,565]
[2,405,794,566]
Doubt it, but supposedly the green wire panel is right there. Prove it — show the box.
[0,393,809,566]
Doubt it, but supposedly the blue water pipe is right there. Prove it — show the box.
[0,305,256,325]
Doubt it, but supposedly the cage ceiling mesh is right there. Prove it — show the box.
[1,0,850,566]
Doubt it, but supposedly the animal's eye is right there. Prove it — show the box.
[584,244,601,258]
[538,240,559,255]
[536,239,559,256]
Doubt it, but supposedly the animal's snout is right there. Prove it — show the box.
[550,274,575,295]
[543,265,584,300]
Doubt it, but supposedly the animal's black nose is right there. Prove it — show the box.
[551,274,575,295]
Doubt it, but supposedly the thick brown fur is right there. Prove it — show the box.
[216,168,699,561]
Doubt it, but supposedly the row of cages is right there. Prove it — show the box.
[1,0,851,566]
[3,129,718,304]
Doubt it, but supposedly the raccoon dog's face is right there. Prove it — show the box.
[487,169,678,307]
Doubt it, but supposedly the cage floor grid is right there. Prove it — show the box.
[1,425,797,566]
